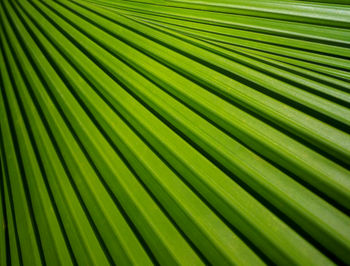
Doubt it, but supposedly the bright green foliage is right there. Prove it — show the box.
[0,0,350,265]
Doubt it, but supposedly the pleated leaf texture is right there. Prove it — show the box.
[1,0,350,264]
